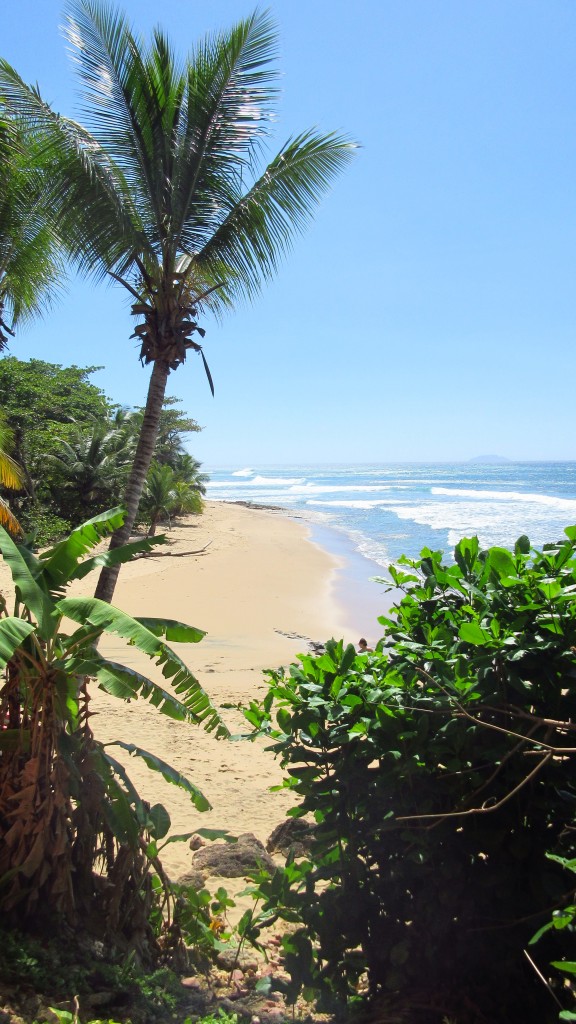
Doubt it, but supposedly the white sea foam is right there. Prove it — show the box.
[232,467,254,477]
[307,499,410,510]
[432,487,576,512]
[394,499,575,550]
[207,475,306,489]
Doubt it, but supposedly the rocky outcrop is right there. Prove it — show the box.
[189,833,276,878]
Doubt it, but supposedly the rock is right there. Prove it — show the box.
[177,868,207,890]
[84,992,116,1008]
[181,976,202,989]
[266,819,317,858]
[189,833,206,851]
[191,833,276,878]
[219,996,251,1017]
[216,948,260,971]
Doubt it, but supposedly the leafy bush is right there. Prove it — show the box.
[245,529,576,1022]
[0,508,228,963]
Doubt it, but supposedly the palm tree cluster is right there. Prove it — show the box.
[0,0,354,601]
[0,371,208,540]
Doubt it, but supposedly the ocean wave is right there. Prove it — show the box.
[207,475,306,489]
[431,487,576,511]
[307,499,409,510]
[231,467,254,477]
[394,499,576,551]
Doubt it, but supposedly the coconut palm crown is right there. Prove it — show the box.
[0,1,355,601]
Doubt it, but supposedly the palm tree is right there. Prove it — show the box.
[173,453,209,495]
[0,113,63,349]
[45,423,132,523]
[170,480,204,519]
[140,462,179,536]
[0,1,355,602]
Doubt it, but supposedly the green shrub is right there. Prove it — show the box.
[245,529,576,1022]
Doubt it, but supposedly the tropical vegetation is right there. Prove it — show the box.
[0,414,25,535]
[0,356,207,542]
[0,110,63,350]
[0,507,227,957]
[0,0,355,603]
[244,529,576,1023]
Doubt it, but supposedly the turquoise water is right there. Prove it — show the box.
[206,463,576,637]
[207,462,576,565]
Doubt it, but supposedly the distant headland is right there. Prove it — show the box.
[468,454,512,464]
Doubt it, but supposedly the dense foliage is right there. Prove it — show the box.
[0,509,227,960]
[245,530,576,1023]
[0,112,64,348]
[0,357,205,541]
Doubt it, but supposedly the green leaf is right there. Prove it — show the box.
[538,580,562,600]
[80,656,209,724]
[57,596,229,737]
[106,740,212,812]
[194,828,238,843]
[148,803,171,840]
[39,507,127,590]
[514,534,531,554]
[71,533,168,581]
[0,616,36,669]
[136,617,206,643]
[551,961,576,975]
[277,708,291,732]
[0,527,57,640]
[459,621,493,645]
[488,546,517,579]
[454,536,479,574]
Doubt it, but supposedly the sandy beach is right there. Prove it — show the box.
[91,500,364,888]
[0,501,367,885]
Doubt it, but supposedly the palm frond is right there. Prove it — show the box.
[170,9,279,250]
[0,58,146,282]
[191,130,357,300]
[64,0,186,244]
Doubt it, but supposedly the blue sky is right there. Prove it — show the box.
[3,0,576,465]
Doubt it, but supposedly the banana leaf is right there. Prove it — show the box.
[57,596,229,737]
[37,507,126,591]
[71,533,167,581]
[0,527,56,639]
[0,617,36,669]
[136,617,205,643]
[71,653,208,723]
[106,740,211,812]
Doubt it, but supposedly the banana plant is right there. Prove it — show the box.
[0,507,229,959]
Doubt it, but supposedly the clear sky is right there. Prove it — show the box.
[2,0,576,465]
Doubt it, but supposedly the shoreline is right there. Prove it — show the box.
[218,498,396,649]
[0,500,392,884]
[92,501,356,880]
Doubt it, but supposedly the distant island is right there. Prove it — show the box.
[468,454,512,464]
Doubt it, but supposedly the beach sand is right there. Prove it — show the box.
[0,501,388,896]
[93,500,354,881]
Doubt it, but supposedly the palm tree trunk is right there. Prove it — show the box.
[94,359,170,603]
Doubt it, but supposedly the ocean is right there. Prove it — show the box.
[205,463,576,638]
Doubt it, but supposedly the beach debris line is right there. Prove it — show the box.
[143,539,213,558]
